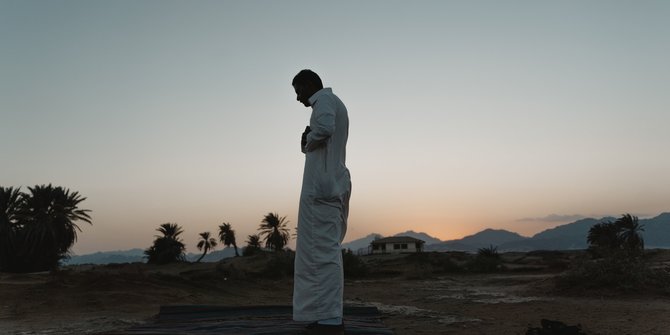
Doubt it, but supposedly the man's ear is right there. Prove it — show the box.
[306,82,319,95]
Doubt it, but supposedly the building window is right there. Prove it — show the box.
[393,244,401,250]
[401,243,408,249]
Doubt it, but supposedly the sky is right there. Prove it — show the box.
[2,0,669,255]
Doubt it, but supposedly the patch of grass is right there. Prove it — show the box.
[466,256,504,273]
[403,252,463,279]
[526,250,571,271]
[343,249,368,279]
[409,252,462,272]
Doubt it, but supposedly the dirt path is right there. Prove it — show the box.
[345,273,670,334]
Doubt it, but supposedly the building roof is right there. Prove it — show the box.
[370,236,425,245]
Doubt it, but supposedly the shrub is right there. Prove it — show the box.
[467,256,504,273]
[342,249,368,278]
[242,246,261,257]
[466,245,503,273]
[527,250,571,271]
[406,252,462,274]
[556,252,670,293]
[261,250,295,279]
[477,245,500,258]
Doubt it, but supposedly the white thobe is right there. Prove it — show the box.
[293,87,351,322]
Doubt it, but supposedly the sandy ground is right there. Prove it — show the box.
[346,274,670,334]
[1,252,669,335]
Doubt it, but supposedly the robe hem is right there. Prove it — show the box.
[292,310,343,322]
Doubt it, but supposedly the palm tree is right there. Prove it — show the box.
[195,231,217,262]
[243,234,262,256]
[156,222,184,240]
[587,221,620,250]
[616,214,645,254]
[145,223,186,264]
[18,184,92,271]
[247,234,262,249]
[587,214,645,258]
[218,222,239,257]
[259,212,290,252]
[0,187,22,271]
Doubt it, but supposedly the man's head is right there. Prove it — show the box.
[292,69,323,107]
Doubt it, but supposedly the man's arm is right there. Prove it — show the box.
[305,95,336,152]
[301,126,311,153]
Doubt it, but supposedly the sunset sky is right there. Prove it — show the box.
[2,1,669,255]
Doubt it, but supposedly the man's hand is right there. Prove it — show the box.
[301,126,311,153]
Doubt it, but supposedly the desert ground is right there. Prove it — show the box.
[1,250,670,335]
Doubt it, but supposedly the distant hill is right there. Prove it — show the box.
[393,230,443,245]
[426,229,528,252]
[342,233,384,254]
[494,217,614,252]
[185,247,238,262]
[342,231,442,254]
[65,248,146,265]
[511,214,670,251]
[532,217,615,241]
[428,213,670,252]
[640,212,670,248]
[459,229,528,247]
[65,247,240,265]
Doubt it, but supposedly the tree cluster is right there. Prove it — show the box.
[587,214,644,258]
[0,185,91,273]
[144,223,187,265]
[556,214,662,292]
[144,212,293,264]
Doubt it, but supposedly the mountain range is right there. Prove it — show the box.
[343,213,670,253]
[67,213,670,264]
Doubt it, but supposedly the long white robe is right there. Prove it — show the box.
[293,87,351,322]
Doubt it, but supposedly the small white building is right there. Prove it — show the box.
[369,236,425,254]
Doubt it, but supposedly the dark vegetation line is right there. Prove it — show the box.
[3,185,668,294]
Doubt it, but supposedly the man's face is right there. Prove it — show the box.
[293,83,315,107]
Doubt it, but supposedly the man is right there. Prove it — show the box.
[292,69,351,335]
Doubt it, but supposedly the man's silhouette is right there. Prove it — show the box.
[291,69,351,335]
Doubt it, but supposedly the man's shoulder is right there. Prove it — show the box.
[309,88,335,104]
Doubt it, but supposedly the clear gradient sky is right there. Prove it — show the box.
[2,1,669,255]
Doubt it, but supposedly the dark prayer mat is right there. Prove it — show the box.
[101,305,394,335]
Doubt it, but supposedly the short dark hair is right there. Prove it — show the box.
[292,69,323,89]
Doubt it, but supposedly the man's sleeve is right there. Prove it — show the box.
[305,95,336,152]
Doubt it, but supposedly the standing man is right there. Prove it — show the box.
[292,69,351,335]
